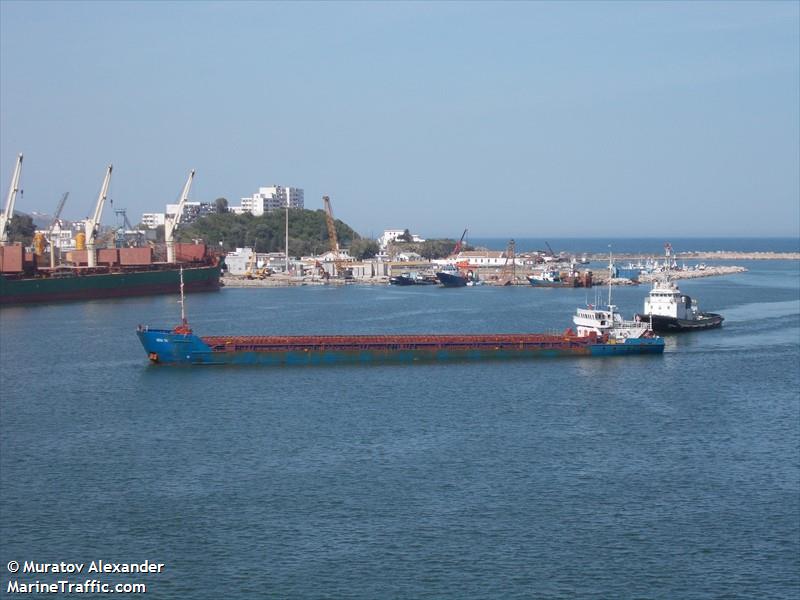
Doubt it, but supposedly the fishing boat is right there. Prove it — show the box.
[526,267,593,288]
[136,271,663,366]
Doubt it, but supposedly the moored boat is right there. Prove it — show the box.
[0,256,222,305]
[526,267,593,288]
[389,272,437,286]
[436,264,469,287]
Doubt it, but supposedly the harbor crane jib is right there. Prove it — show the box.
[85,164,113,268]
[49,192,69,268]
[165,170,195,264]
[322,195,351,278]
[0,153,23,247]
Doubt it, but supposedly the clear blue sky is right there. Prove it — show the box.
[1,1,798,238]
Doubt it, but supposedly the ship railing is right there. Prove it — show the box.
[201,333,593,353]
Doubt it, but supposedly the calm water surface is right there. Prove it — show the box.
[1,260,798,598]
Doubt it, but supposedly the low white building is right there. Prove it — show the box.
[378,229,425,249]
[432,250,527,267]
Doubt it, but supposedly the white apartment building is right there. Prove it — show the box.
[141,213,166,229]
[239,186,304,216]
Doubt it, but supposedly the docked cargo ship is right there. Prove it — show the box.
[136,279,663,365]
[0,249,221,305]
[0,160,222,305]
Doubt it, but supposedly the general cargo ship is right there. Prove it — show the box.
[136,274,663,366]
[0,250,221,305]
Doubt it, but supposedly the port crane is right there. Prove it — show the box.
[451,228,468,257]
[497,239,517,285]
[0,153,23,247]
[48,192,69,268]
[322,195,351,278]
[85,165,113,268]
[165,170,195,263]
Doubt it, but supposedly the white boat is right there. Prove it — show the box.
[572,249,659,343]
[573,303,656,342]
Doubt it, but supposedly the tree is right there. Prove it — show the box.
[214,197,229,214]
[350,239,380,260]
[7,214,36,245]
[175,208,361,253]
[398,228,414,242]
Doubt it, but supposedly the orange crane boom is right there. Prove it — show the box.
[322,195,350,278]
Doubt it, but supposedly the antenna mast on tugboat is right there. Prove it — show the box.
[607,244,614,310]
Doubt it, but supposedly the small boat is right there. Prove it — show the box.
[526,267,593,288]
[527,268,563,287]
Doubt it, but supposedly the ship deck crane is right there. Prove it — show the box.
[85,165,113,268]
[165,170,195,263]
[0,153,23,247]
[322,195,351,279]
[49,192,69,268]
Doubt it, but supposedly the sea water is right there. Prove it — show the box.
[1,257,798,598]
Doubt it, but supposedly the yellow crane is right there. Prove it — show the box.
[322,195,351,279]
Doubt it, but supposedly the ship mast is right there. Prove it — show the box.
[607,245,613,310]
[178,266,187,325]
[86,164,113,268]
[165,170,195,263]
[0,153,23,247]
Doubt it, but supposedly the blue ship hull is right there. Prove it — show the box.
[136,327,664,366]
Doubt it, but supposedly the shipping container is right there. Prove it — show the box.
[119,247,153,265]
[0,244,24,273]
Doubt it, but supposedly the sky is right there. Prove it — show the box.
[1,1,798,238]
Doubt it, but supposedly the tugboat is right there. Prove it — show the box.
[635,243,724,332]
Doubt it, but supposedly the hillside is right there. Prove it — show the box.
[175,209,361,257]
